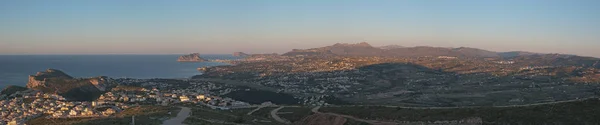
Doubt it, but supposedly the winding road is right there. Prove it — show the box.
[270,106,292,124]
[162,107,191,125]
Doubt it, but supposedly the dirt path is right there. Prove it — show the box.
[270,106,291,124]
[162,107,191,125]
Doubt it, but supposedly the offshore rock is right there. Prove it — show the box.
[233,52,250,57]
[177,53,208,62]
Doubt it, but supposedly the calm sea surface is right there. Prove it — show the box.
[0,55,237,88]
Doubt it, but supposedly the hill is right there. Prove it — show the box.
[498,51,539,58]
[26,69,110,101]
[320,98,600,124]
[283,42,383,57]
[282,42,501,58]
[0,85,28,96]
[281,42,600,60]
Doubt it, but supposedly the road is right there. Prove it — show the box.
[270,106,292,124]
[247,105,266,115]
[311,106,397,125]
[162,107,191,125]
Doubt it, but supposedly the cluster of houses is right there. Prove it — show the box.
[0,90,126,125]
[98,87,252,110]
[0,85,256,125]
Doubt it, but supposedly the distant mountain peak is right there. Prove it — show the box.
[379,45,405,50]
[282,42,572,58]
[333,42,372,47]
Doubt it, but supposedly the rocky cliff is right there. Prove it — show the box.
[26,69,109,101]
[177,53,208,62]
[27,69,73,88]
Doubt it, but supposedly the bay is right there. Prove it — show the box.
[0,55,237,88]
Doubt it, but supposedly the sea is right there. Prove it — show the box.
[0,55,239,89]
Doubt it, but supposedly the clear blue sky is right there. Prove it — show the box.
[1,0,599,57]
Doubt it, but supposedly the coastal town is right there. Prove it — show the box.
[0,79,258,125]
[1,52,600,124]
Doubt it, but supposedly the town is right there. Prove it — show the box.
[197,55,600,107]
[0,79,257,125]
[1,55,599,124]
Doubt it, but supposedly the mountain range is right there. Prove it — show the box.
[282,42,548,58]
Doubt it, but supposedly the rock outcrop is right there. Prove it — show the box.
[233,52,250,57]
[27,69,73,88]
[177,53,208,62]
[26,69,109,101]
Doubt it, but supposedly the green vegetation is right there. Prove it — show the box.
[223,89,299,105]
[343,119,370,125]
[278,107,313,122]
[27,106,178,125]
[30,77,105,101]
[228,108,254,116]
[111,85,145,91]
[184,106,282,125]
[251,107,278,118]
[0,85,28,96]
[321,98,600,124]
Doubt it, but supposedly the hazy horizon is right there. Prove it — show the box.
[1,0,599,57]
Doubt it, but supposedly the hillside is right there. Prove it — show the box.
[320,98,600,124]
[283,42,383,57]
[283,42,501,58]
[26,69,110,101]
[0,85,28,96]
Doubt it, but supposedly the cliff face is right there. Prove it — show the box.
[177,53,208,62]
[26,69,109,101]
[27,69,73,88]
[89,77,108,91]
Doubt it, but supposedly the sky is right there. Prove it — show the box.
[1,0,599,57]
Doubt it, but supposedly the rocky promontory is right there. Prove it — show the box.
[26,69,110,101]
[233,52,250,57]
[177,53,208,62]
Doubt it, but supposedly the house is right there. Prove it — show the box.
[180,96,190,102]
[103,108,116,116]
[69,110,79,116]
[196,95,206,100]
